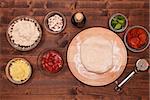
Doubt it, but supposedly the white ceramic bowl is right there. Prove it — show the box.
[124,26,150,52]
[109,13,128,33]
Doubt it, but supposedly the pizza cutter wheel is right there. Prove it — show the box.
[115,59,149,92]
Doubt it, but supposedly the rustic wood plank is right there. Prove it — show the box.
[1,94,148,100]
[0,0,15,8]
[0,0,149,99]
[107,1,146,9]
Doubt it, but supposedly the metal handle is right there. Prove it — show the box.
[115,71,136,92]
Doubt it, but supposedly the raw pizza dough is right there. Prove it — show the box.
[80,36,113,73]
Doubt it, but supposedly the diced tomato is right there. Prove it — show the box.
[41,50,63,73]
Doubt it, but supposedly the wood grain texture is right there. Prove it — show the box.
[0,0,149,100]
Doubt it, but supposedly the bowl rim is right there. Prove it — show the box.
[5,58,32,84]
[109,13,128,33]
[6,15,42,51]
[44,11,67,34]
[124,25,150,52]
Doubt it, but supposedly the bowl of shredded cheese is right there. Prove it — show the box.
[5,58,32,84]
[44,11,67,34]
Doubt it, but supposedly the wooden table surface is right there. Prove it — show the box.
[0,0,149,100]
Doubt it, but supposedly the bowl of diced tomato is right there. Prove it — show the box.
[124,26,150,52]
[38,49,63,75]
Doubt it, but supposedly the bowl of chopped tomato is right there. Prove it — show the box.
[124,26,150,52]
[38,49,63,75]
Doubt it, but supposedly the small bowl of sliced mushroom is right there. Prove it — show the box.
[44,11,67,34]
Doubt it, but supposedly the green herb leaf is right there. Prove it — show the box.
[115,23,122,30]
[111,20,118,28]
[117,19,125,26]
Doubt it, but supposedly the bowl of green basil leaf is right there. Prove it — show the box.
[109,13,128,33]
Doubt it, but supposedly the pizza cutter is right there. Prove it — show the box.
[115,59,149,92]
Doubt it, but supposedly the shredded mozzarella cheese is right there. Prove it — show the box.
[48,14,63,32]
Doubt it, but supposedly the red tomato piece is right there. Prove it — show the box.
[41,50,63,73]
